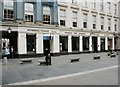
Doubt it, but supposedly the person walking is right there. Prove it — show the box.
[5,46,10,59]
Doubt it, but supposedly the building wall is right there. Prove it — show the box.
[0,0,120,58]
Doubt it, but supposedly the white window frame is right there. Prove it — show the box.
[100,0,104,11]
[3,0,14,20]
[73,11,77,27]
[83,0,87,7]
[108,18,111,31]
[92,0,96,9]
[101,17,104,30]
[114,4,117,15]
[43,6,51,24]
[60,9,66,26]
[24,3,34,23]
[114,20,117,31]
[92,15,96,29]
[72,0,77,4]
[83,13,87,28]
[107,2,111,13]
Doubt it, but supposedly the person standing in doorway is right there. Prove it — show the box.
[5,46,10,59]
[10,46,14,58]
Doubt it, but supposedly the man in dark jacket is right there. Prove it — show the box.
[45,53,51,65]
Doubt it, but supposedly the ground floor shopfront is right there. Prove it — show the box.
[1,26,117,58]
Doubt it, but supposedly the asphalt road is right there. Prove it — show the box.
[30,66,118,85]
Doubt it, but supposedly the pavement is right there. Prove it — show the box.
[1,52,119,85]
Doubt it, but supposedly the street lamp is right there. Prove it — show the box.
[7,27,12,33]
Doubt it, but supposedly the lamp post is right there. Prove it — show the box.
[7,27,12,33]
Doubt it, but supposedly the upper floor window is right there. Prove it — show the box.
[72,11,77,27]
[114,20,117,31]
[4,0,14,20]
[92,0,96,9]
[101,17,104,30]
[92,15,96,29]
[114,4,117,15]
[43,6,51,24]
[108,18,111,31]
[83,0,87,7]
[25,3,34,22]
[107,2,111,13]
[100,0,104,11]
[60,9,66,26]
[83,14,87,28]
[72,0,77,4]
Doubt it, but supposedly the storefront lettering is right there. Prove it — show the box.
[27,29,39,31]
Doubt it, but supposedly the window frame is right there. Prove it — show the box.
[83,13,87,28]
[43,6,51,24]
[24,3,34,23]
[60,9,66,26]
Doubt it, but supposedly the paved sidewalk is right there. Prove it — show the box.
[1,52,119,85]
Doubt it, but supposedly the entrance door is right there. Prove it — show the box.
[92,37,98,52]
[43,40,50,56]
[2,31,18,58]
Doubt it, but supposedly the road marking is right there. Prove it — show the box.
[7,65,119,85]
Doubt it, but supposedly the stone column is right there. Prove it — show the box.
[98,36,101,51]
[36,34,43,54]
[79,36,83,52]
[105,37,108,51]
[52,34,60,53]
[68,36,72,52]
[89,36,92,51]
[18,33,27,54]
[112,37,115,50]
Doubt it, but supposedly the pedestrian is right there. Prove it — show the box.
[5,46,10,59]
[2,47,6,59]
[48,53,51,65]
[45,53,52,65]
[10,46,14,58]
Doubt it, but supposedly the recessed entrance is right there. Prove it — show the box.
[2,31,18,58]
[92,37,98,52]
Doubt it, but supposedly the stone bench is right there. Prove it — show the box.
[93,55,101,60]
[110,54,116,58]
[38,60,46,65]
[70,58,80,62]
[20,58,33,64]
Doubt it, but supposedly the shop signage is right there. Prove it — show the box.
[43,36,53,40]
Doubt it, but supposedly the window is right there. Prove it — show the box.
[72,0,77,4]
[101,17,104,30]
[114,4,117,15]
[60,9,66,26]
[92,15,96,29]
[92,0,96,9]
[107,2,111,13]
[100,0,104,11]
[83,0,87,7]
[108,18,111,31]
[114,20,117,31]
[43,6,51,24]
[4,0,14,20]
[25,3,34,22]
[73,12,77,27]
[83,14,87,28]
